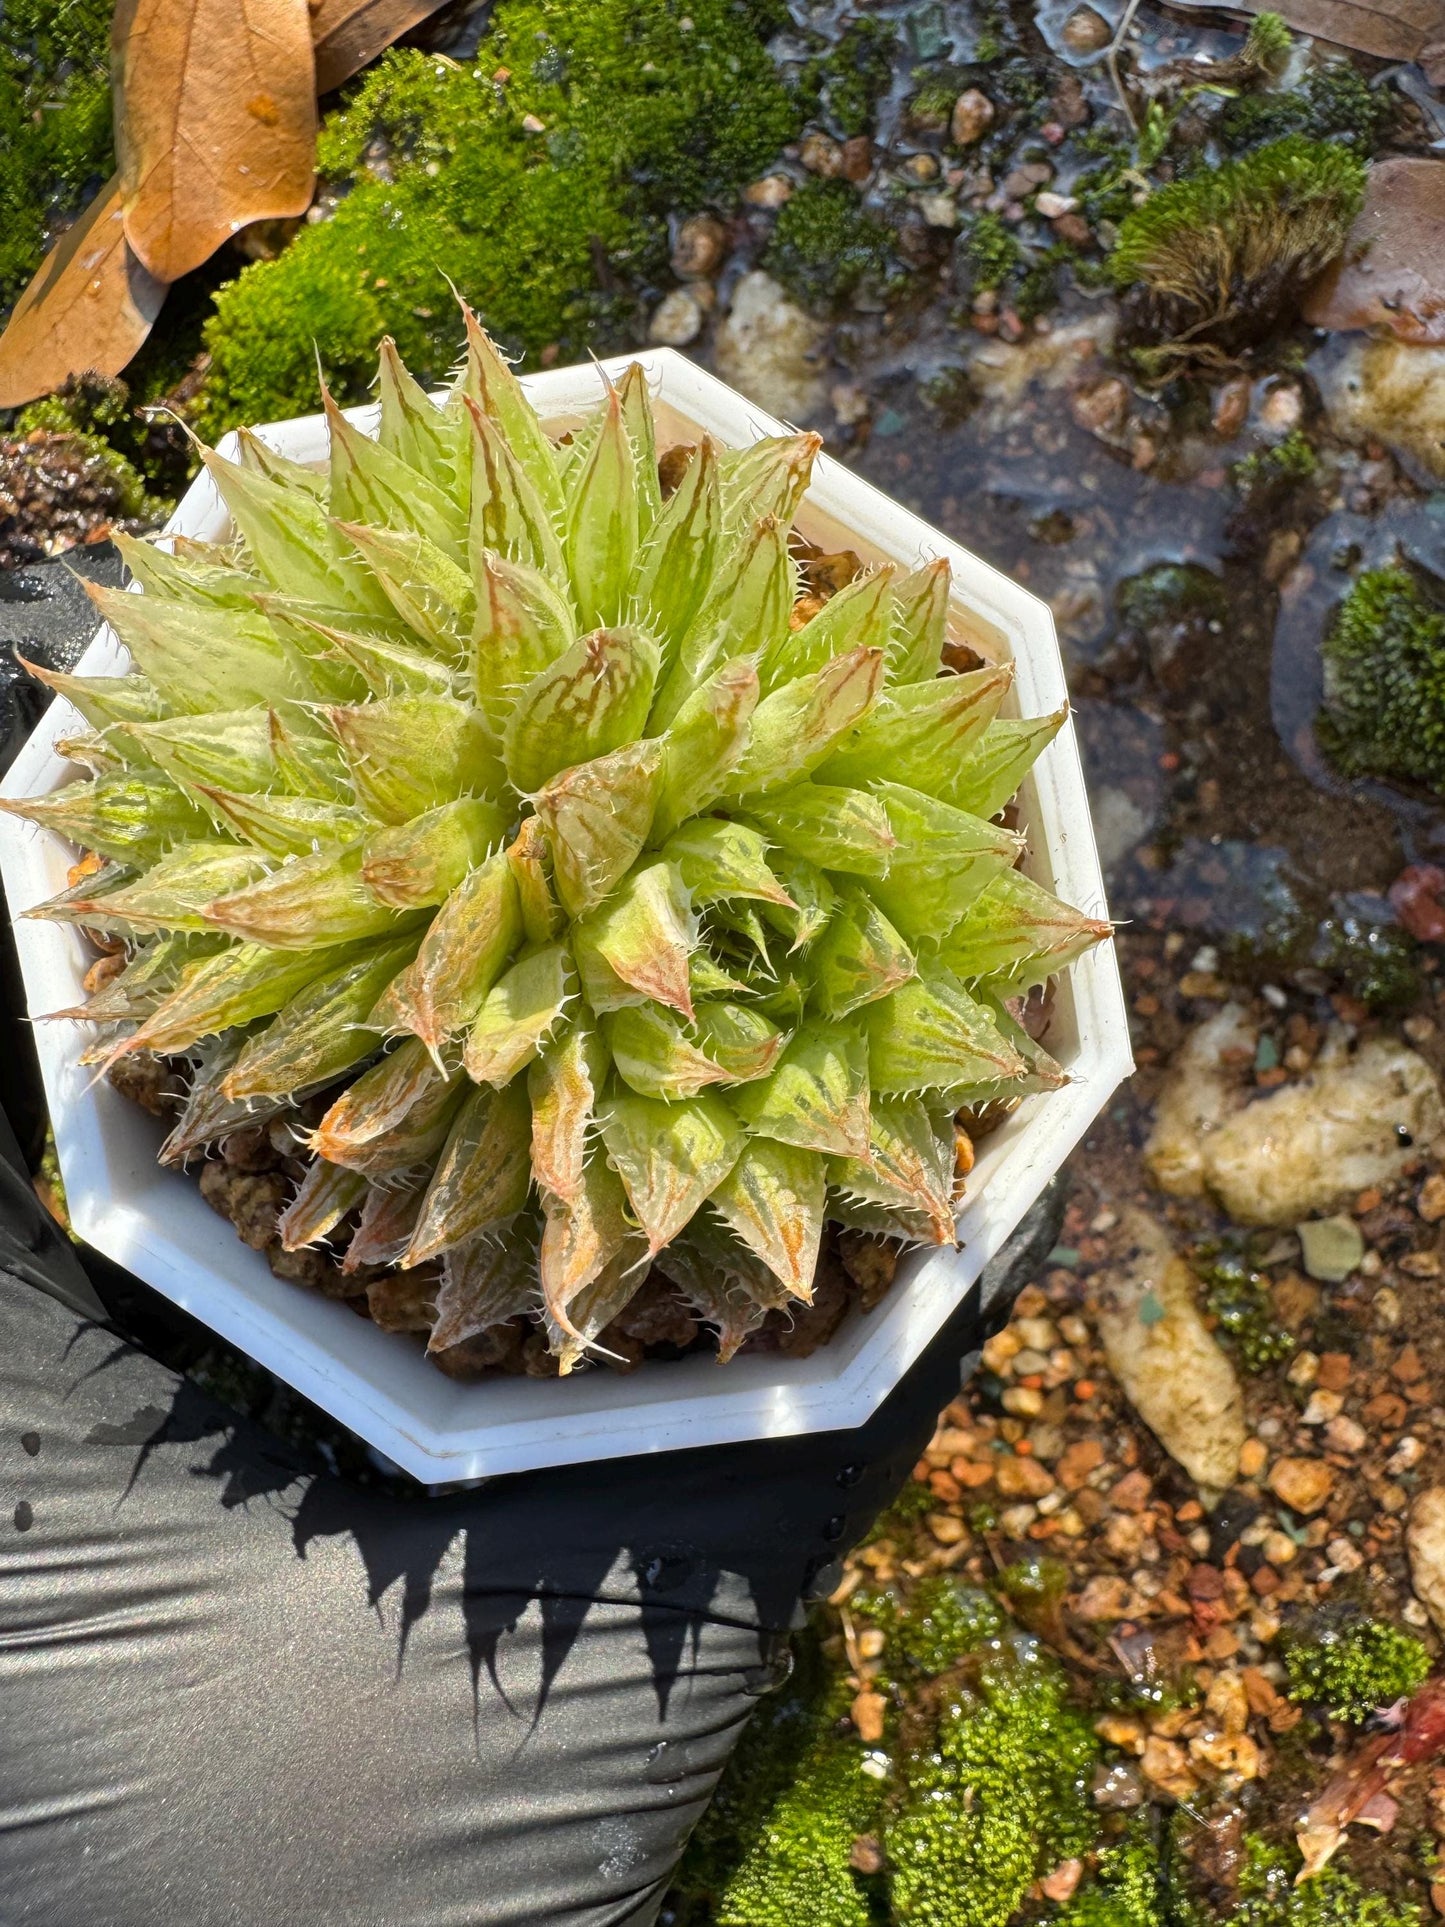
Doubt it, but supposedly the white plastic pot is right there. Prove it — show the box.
[0,349,1131,1482]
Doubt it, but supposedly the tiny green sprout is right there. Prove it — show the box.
[1198,1253,1294,1371]
[964,211,1022,292]
[1243,12,1292,79]
[1285,1617,1431,1723]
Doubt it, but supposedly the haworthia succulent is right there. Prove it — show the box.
[20,308,1105,1370]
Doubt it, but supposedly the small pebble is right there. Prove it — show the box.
[1268,1456,1335,1515]
[1061,4,1111,53]
[743,174,792,209]
[1297,1216,1365,1284]
[648,288,705,347]
[950,88,995,146]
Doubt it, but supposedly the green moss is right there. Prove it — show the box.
[1197,1253,1295,1371]
[679,1632,884,1927]
[1243,13,1293,78]
[1219,58,1391,155]
[201,0,801,431]
[1234,1835,1424,1925]
[887,1640,1098,1927]
[804,17,897,139]
[1058,1820,1173,1926]
[0,0,114,312]
[1285,1618,1431,1723]
[894,1579,1003,1677]
[1232,428,1319,510]
[1319,563,1445,795]
[763,178,899,312]
[1111,136,1366,363]
[963,212,1021,292]
[1309,909,1420,1012]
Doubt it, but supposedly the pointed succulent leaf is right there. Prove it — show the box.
[571,860,695,1018]
[234,427,329,501]
[278,1159,368,1251]
[466,399,567,582]
[323,386,465,559]
[972,994,1068,1098]
[404,1078,533,1265]
[889,558,952,684]
[693,1002,786,1081]
[759,850,836,952]
[747,782,897,879]
[605,1004,732,1101]
[506,815,562,944]
[529,1017,607,1203]
[463,942,575,1086]
[39,842,269,935]
[817,664,1013,793]
[310,1035,452,1163]
[201,448,388,615]
[709,1137,826,1301]
[460,307,565,521]
[653,655,760,842]
[723,433,821,530]
[52,930,223,1024]
[119,942,349,1059]
[808,884,916,1018]
[538,1151,635,1333]
[763,566,895,690]
[345,1180,427,1277]
[223,935,416,1099]
[503,626,660,795]
[120,712,275,793]
[731,1021,871,1160]
[359,795,506,910]
[660,818,793,908]
[155,1034,292,1164]
[114,530,259,607]
[598,1090,743,1254]
[652,1234,777,1361]
[617,362,662,538]
[378,336,467,501]
[724,646,885,797]
[470,549,577,733]
[333,520,474,656]
[869,783,1022,941]
[938,865,1110,989]
[267,706,354,802]
[19,658,164,732]
[867,963,1028,1094]
[428,1224,540,1353]
[947,709,1068,821]
[0,772,212,865]
[534,739,663,919]
[204,843,419,950]
[87,584,321,713]
[312,1052,468,1176]
[632,436,720,652]
[299,618,457,698]
[326,694,501,825]
[829,1096,955,1244]
[371,848,521,1050]
[193,786,364,858]
[564,386,638,630]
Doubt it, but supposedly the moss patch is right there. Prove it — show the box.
[763,178,899,313]
[1319,562,1445,795]
[0,0,114,312]
[201,0,801,432]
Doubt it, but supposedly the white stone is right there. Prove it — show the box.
[1094,1208,1248,1493]
[714,270,828,422]
[647,287,704,347]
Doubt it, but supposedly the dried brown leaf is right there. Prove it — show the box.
[112,0,319,283]
[311,0,447,94]
[1164,0,1443,61]
[1305,158,1445,346]
[0,177,167,409]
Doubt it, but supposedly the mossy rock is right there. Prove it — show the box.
[1319,561,1445,796]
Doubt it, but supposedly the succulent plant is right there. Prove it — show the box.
[7,310,1107,1372]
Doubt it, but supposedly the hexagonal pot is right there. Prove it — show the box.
[0,349,1130,1483]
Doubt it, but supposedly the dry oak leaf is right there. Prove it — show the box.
[112,0,319,283]
[1305,159,1445,347]
[0,177,167,410]
[1164,0,1444,64]
[311,0,446,94]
